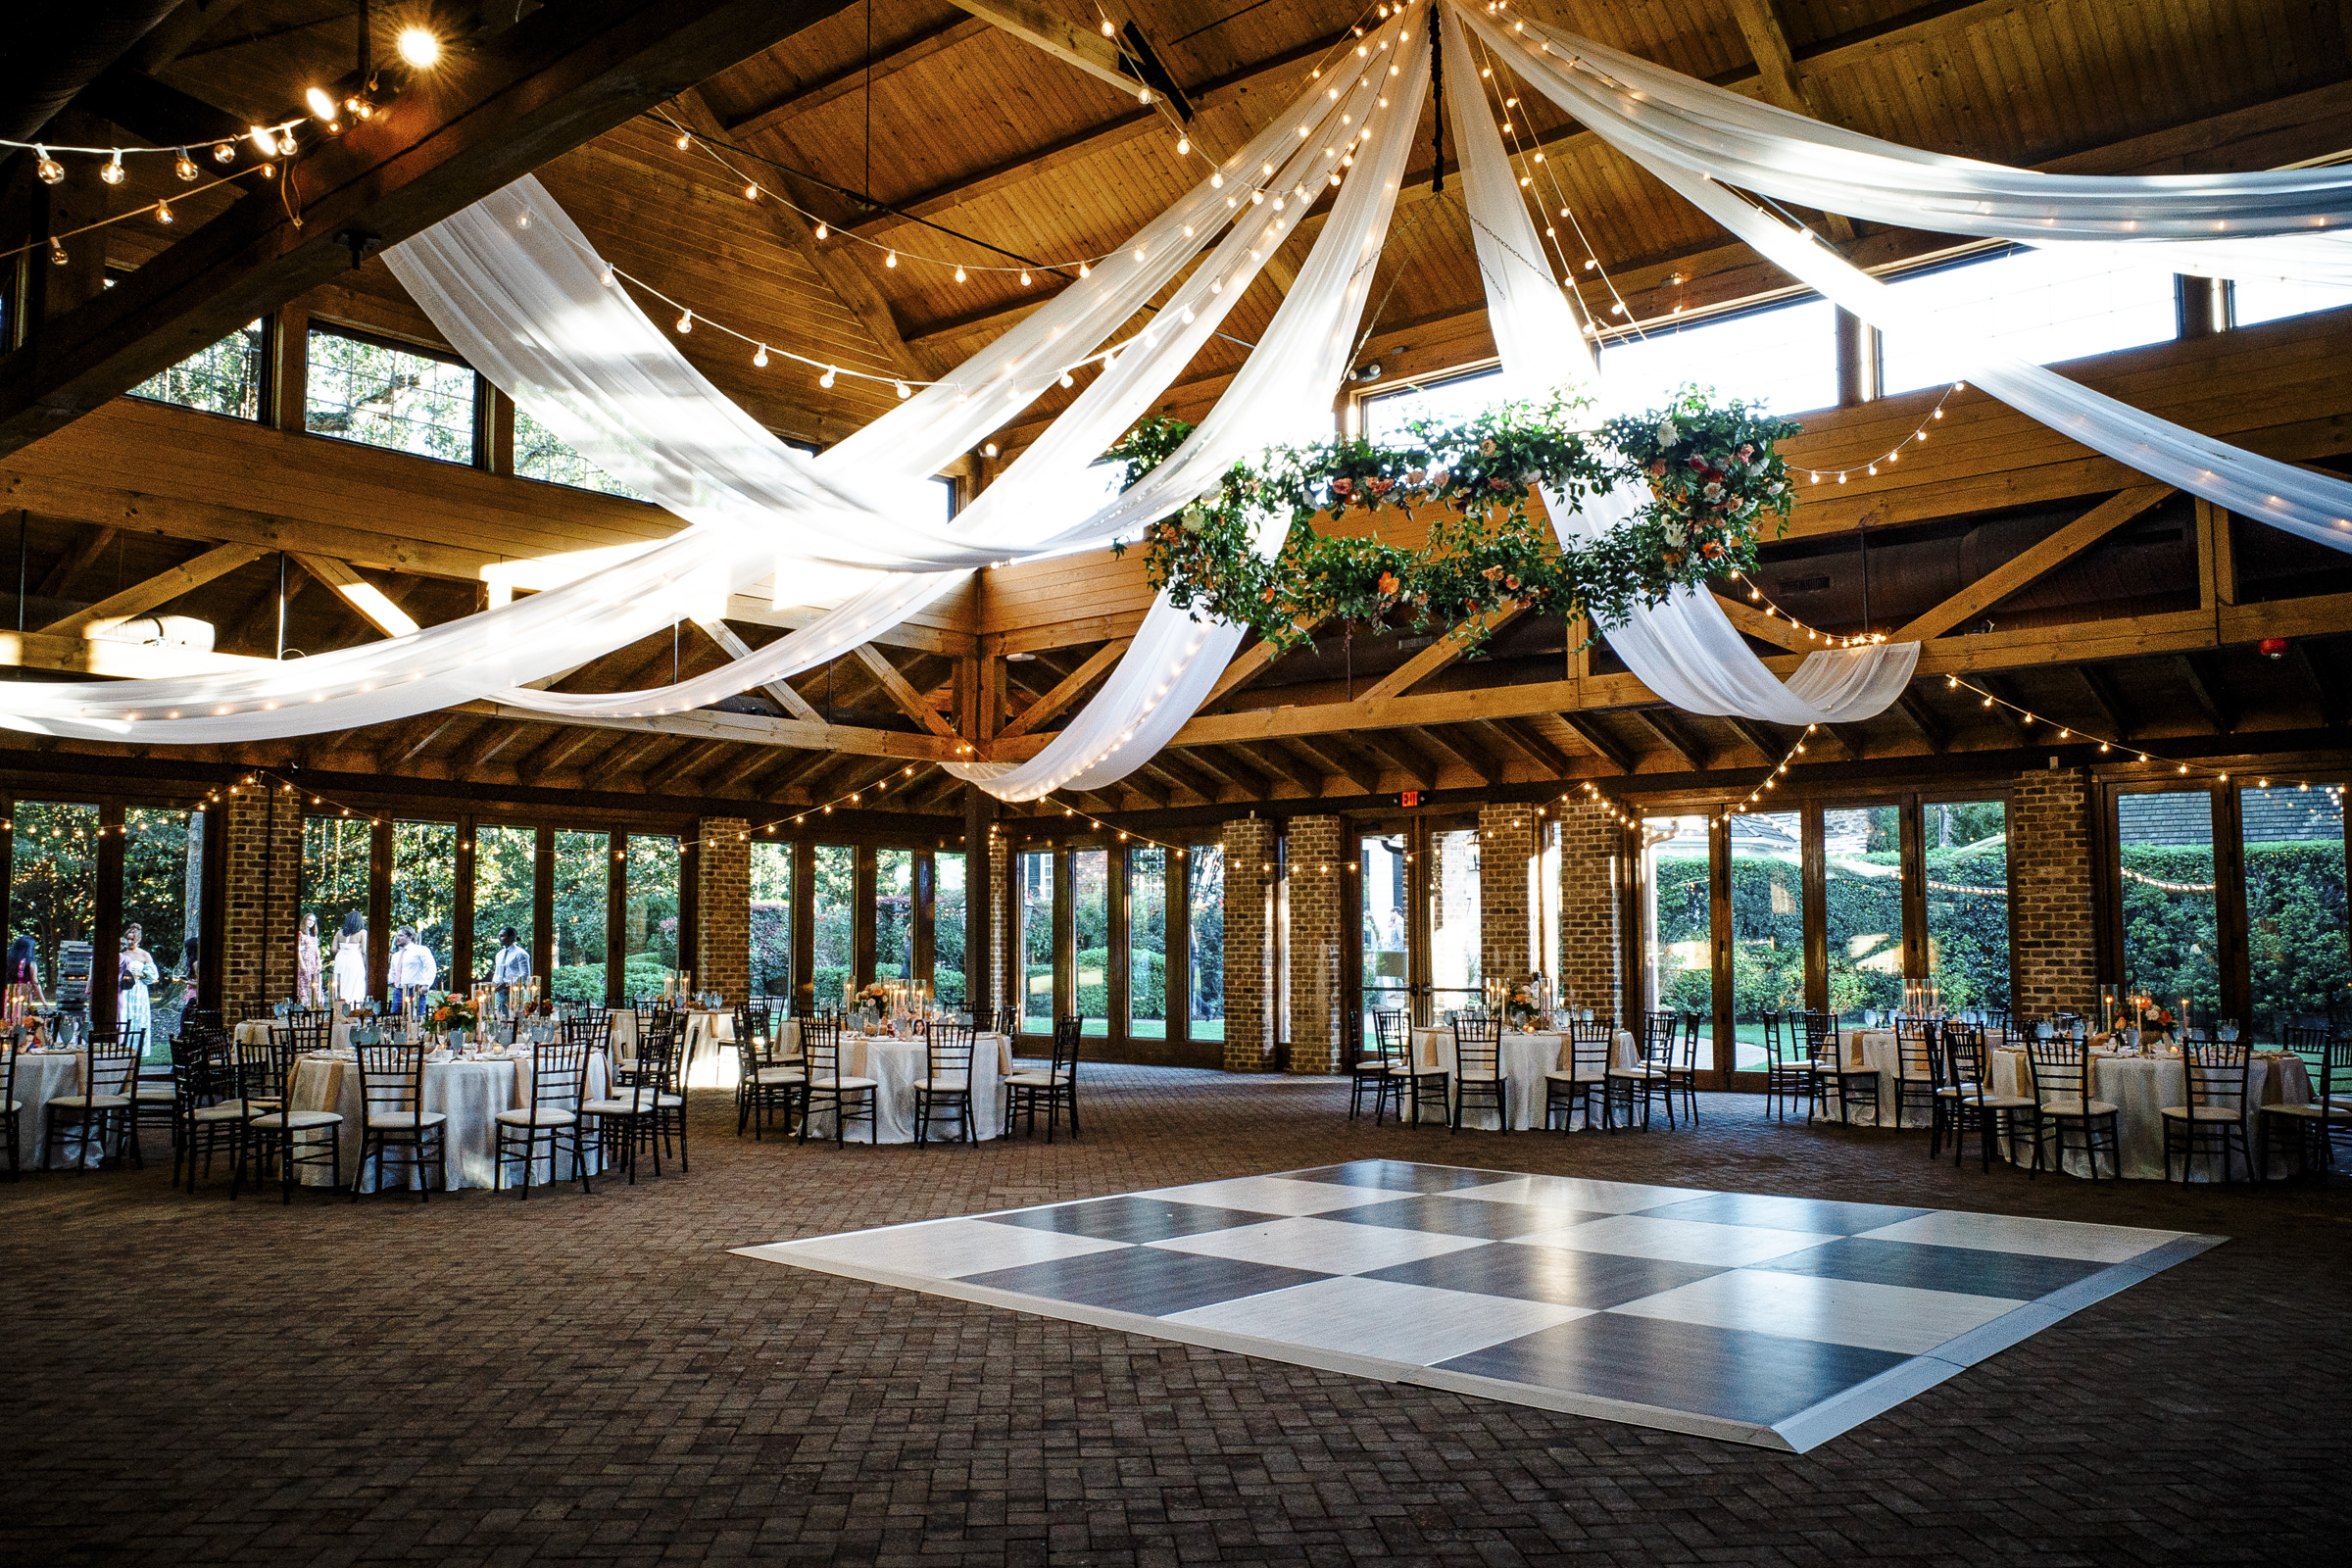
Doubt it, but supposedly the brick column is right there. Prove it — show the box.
[220,785,302,1019]
[697,818,749,1004]
[1285,815,1346,1074]
[1479,802,1538,986]
[989,835,1016,1026]
[2010,767,2098,1018]
[1220,817,1277,1071]
[1556,800,1625,1024]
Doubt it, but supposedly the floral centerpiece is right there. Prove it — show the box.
[429,992,478,1041]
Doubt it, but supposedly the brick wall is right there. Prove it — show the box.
[697,818,749,1005]
[220,785,302,1019]
[2011,766,2098,1019]
[1479,802,1537,987]
[1285,815,1346,1073]
[989,837,1016,1027]
[1556,800,1625,1025]
[1220,817,1277,1071]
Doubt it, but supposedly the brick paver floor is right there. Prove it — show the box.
[4,1065,2346,1566]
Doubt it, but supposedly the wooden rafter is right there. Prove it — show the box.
[1894,691,1949,755]
[1285,733,1377,795]
[1723,0,1855,243]
[288,554,420,639]
[853,644,962,740]
[2078,665,2134,740]
[1353,729,1438,791]
[725,15,988,138]
[1485,716,1577,780]
[946,0,1140,99]
[1637,710,1708,771]
[999,638,1130,739]
[2177,654,2234,734]
[37,541,269,636]
[693,616,828,724]
[1558,713,1636,774]
[1356,610,1522,705]
[35,526,118,599]
[1892,486,2174,644]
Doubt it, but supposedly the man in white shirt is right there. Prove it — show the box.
[390,927,438,1012]
[490,927,530,1013]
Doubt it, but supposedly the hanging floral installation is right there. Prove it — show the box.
[1108,386,1798,653]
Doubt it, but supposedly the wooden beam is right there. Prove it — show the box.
[1712,590,1813,653]
[1895,691,1949,755]
[724,15,987,138]
[1354,610,1522,705]
[1487,716,1580,780]
[946,0,1139,98]
[0,0,863,458]
[287,554,420,638]
[1559,713,1636,774]
[998,638,1130,739]
[1722,714,1791,766]
[1284,733,1377,795]
[693,616,828,724]
[1636,710,1708,771]
[456,697,969,761]
[388,714,464,768]
[1891,486,2174,644]
[37,541,269,636]
[1722,0,1855,242]
[1355,730,1438,791]
[2177,654,2233,735]
[2286,642,2343,728]
[852,644,963,740]
[0,627,263,680]
[1234,740,1323,797]
[523,725,605,782]
[2079,665,2134,740]
[35,526,120,599]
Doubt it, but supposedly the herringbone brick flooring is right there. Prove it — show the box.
[4,1065,2346,1566]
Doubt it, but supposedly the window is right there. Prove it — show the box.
[2116,790,2222,1027]
[1600,299,1838,416]
[128,320,266,420]
[549,829,609,1002]
[1823,807,1906,1022]
[624,835,680,993]
[1428,826,1482,1015]
[1363,367,1504,443]
[876,849,913,983]
[10,803,100,1014]
[810,845,856,1008]
[1642,815,1715,1060]
[303,815,374,1004]
[2232,275,2352,328]
[749,841,794,1000]
[391,820,456,998]
[928,474,958,522]
[1072,850,1108,1035]
[1019,850,1056,1034]
[1880,247,2176,395]
[1189,845,1224,1040]
[121,807,204,1051]
[514,406,642,498]
[1128,847,1167,1039]
[1729,810,1804,1069]
[932,852,967,1011]
[471,825,536,991]
[1359,832,1409,1036]
[2239,785,2346,1040]
[306,326,481,464]
[1925,801,2010,1018]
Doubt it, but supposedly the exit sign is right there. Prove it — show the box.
[1400,790,1421,807]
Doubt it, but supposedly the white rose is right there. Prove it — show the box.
[1652,419,1680,445]
[1664,522,1689,547]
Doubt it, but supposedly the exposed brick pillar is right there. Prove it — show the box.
[989,835,1016,1027]
[697,818,749,1004]
[1220,817,1277,1071]
[2010,766,2098,1018]
[1479,802,1538,987]
[1285,815,1346,1074]
[1557,800,1625,1024]
[220,786,302,1019]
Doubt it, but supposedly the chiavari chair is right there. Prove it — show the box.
[351,1038,448,1200]
[914,1020,979,1146]
[2162,1040,2254,1183]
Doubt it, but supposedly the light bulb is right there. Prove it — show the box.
[49,237,68,267]
[885,250,897,268]
[599,265,614,287]
[397,26,441,68]
[675,310,693,333]
[1077,261,1090,277]
[307,86,338,122]
[676,132,691,149]
[1018,270,1031,285]
[753,344,768,368]
[894,381,911,400]
[1176,134,1189,155]
[1101,19,1115,33]
[248,125,276,156]
[1210,172,1223,188]
[100,152,126,185]
[744,181,760,200]
[173,148,199,181]
[34,147,64,184]
[1059,371,1074,388]
[819,366,836,388]
[814,220,828,240]
[954,265,966,282]
[156,199,173,224]
[984,442,999,458]
[213,141,235,164]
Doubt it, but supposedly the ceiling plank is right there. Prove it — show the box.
[999,638,1131,739]
[946,0,1140,98]
[36,541,269,636]
[287,553,420,638]
[1892,486,2174,644]
[1559,712,1636,774]
[725,16,989,138]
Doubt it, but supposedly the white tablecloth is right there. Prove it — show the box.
[797,1033,1015,1143]
[287,1047,610,1189]
[237,1018,357,1053]
[1809,1030,1910,1128]
[609,1009,735,1088]
[1405,1028,1639,1131]
[3,1050,99,1170]
[1987,1048,2314,1180]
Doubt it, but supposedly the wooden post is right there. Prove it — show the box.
[854,843,877,987]
[368,815,394,1001]
[791,838,815,1012]
[271,306,310,431]
[94,803,125,1032]
[1836,309,1878,407]
[963,785,995,1022]
[532,826,555,1000]
[606,830,628,1004]
[452,815,476,988]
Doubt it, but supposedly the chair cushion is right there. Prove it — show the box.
[2262,1102,2352,1121]
[915,1076,970,1092]
[580,1098,660,1116]
[2160,1104,2245,1122]
[367,1110,449,1131]
[48,1093,133,1110]
[135,1086,176,1102]
[247,1109,343,1130]
[1004,1070,1071,1086]
[495,1107,576,1127]
[809,1076,877,1092]
[1543,1069,1602,1084]
[1964,1093,2037,1109]
[190,1102,258,1123]
[753,1066,807,1084]
[1606,1066,1661,1080]
[2039,1097,2120,1117]
[2,1099,18,1114]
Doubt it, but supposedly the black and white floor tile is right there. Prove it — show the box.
[734,1160,2223,1451]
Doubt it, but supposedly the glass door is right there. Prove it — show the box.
[1823,805,1906,1025]
[1728,809,1804,1071]
[1359,831,1410,1036]
[2116,789,2222,1030]
[1641,814,1715,1054]
[2239,784,2347,1041]
[1427,823,1481,1019]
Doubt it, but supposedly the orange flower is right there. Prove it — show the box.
[1376,571,1399,595]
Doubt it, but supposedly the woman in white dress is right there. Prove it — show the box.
[296,912,323,1007]
[119,924,158,1047]
[332,911,369,1007]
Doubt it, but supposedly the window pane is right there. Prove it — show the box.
[932,853,966,1012]
[749,841,794,1001]
[1429,827,1482,1015]
[1925,801,2010,1018]
[1360,832,1410,1037]
[1729,810,1804,1070]
[1020,850,1055,1034]
[2232,275,2352,328]
[1643,815,1715,1062]
[1824,807,1906,1022]
[11,803,100,1015]
[550,829,609,1003]
[624,835,679,999]
[1189,845,1224,1039]
[929,475,958,521]
[122,806,204,1050]
[305,328,479,464]
[2117,791,2222,1027]
[513,405,642,498]
[1363,367,1505,443]
[128,321,265,420]
[876,849,913,983]
[390,820,456,999]
[303,815,374,1005]
[471,826,536,994]
[1599,299,1838,416]
[1127,847,1167,1037]
[1073,849,1108,1035]
[811,845,856,1010]
[2241,785,2347,1041]
[1881,248,2176,396]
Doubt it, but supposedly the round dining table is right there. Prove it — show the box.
[3,1048,101,1170]
[1405,1027,1639,1131]
[1986,1045,2315,1180]
[284,1043,612,1190]
[790,1029,1016,1143]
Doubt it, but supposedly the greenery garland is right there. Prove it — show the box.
[1107,387,1801,653]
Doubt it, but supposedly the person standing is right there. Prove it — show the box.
[332,912,368,1009]
[490,927,530,1013]
[7,934,43,1006]
[119,925,159,1049]
[295,913,323,1008]
[389,928,438,1013]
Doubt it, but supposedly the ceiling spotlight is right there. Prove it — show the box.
[397,27,441,68]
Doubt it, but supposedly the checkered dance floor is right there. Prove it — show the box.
[734,1160,2221,1451]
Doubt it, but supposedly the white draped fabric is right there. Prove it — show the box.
[1440,3,1917,724]
[1464,6,2352,555]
